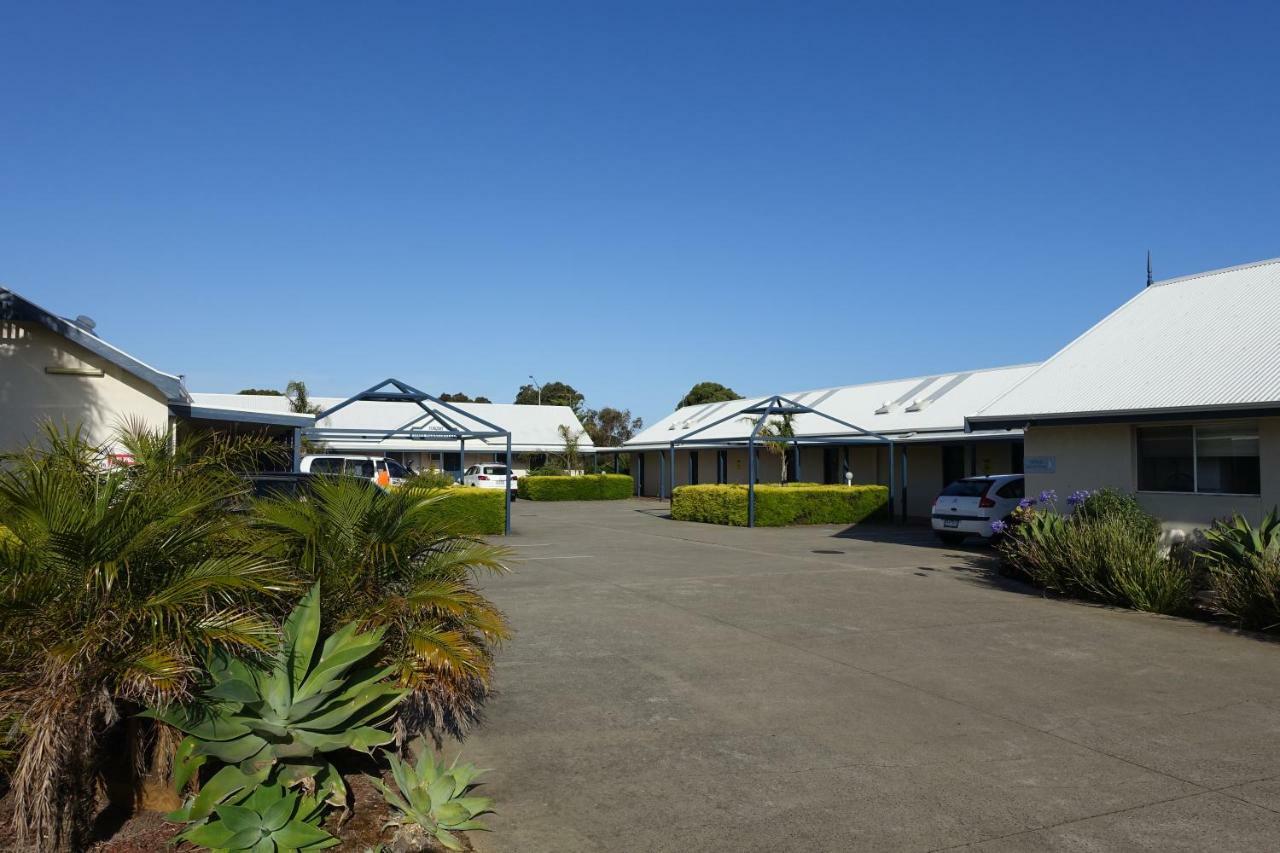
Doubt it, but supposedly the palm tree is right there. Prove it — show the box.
[245,476,511,745]
[0,425,292,851]
[742,412,796,485]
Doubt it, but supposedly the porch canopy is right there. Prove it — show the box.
[298,378,514,535]
[666,394,897,527]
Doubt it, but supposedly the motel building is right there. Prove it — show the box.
[187,392,592,477]
[622,364,1038,521]
[967,257,1280,532]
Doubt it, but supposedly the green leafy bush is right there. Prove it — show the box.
[405,468,458,489]
[150,585,406,814]
[423,487,507,533]
[178,783,337,852]
[671,484,888,527]
[1201,508,1280,630]
[1071,488,1162,539]
[370,737,492,851]
[518,474,633,501]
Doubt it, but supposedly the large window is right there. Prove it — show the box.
[1137,424,1260,495]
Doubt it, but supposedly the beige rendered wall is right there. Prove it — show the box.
[1024,419,1280,531]
[0,321,171,453]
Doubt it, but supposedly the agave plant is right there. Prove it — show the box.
[1202,507,1280,568]
[0,424,292,851]
[179,782,338,852]
[370,737,492,852]
[246,476,511,743]
[151,585,407,814]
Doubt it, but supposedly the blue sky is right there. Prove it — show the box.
[2,1,1278,423]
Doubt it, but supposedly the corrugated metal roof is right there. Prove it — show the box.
[623,364,1037,450]
[189,393,593,452]
[970,257,1280,425]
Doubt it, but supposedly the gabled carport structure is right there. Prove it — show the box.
[298,378,515,535]
[666,394,897,527]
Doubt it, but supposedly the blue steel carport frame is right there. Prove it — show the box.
[298,378,515,534]
[667,395,897,528]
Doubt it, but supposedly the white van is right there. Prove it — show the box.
[300,455,414,489]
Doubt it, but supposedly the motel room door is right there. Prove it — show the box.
[942,445,965,488]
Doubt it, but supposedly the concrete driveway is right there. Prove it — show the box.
[462,499,1280,852]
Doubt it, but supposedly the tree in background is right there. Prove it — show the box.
[582,407,643,448]
[514,381,584,414]
[677,381,742,409]
[439,392,493,404]
[557,424,584,473]
[752,412,796,485]
[237,388,283,396]
[285,379,322,415]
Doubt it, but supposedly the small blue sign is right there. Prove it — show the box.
[1024,456,1056,474]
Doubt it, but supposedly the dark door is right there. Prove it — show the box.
[823,447,839,484]
[636,454,645,495]
[717,450,728,483]
[942,445,965,488]
[1011,442,1024,474]
[688,450,700,485]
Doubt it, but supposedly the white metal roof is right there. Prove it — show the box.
[189,393,593,453]
[622,364,1038,450]
[970,257,1280,426]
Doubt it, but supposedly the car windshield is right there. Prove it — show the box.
[483,466,509,475]
[940,478,992,497]
[385,459,411,478]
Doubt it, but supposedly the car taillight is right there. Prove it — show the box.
[978,494,996,508]
[478,475,489,481]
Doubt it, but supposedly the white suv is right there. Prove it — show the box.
[462,464,517,495]
[930,474,1024,545]
[300,455,413,489]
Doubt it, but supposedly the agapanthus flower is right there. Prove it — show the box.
[1038,489,1058,504]
[990,520,1007,534]
[1067,489,1091,507]
[1018,497,1035,509]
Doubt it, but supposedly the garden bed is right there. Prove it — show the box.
[671,483,888,526]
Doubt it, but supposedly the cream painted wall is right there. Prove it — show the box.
[0,321,171,453]
[1024,419,1280,531]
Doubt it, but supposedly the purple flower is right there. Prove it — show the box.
[1038,489,1058,504]
[991,520,1007,534]
[1018,498,1035,509]
[1067,489,1091,507]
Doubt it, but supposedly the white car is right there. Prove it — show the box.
[930,474,1025,544]
[462,463,517,495]
[300,455,413,489]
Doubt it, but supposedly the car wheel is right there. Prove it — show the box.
[936,532,966,546]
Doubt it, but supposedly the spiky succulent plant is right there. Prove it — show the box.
[149,585,407,816]
[178,783,338,852]
[369,737,492,851]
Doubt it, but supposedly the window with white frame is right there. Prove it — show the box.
[1136,424,1260,495]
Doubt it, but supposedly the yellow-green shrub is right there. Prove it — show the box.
[420,487,506,534]
[671,484,888,527]
[518,474,633,501]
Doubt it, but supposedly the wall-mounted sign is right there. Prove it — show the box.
[1024,456,1056,474]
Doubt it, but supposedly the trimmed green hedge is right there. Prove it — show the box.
[518,474,634,501]
[671,484,888,527]
[423,487,506,534]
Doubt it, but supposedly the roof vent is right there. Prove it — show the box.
[905,398,930,413]
[874,401,897,415]
[72,314,98,333]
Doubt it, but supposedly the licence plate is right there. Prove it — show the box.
[943,518,960,528]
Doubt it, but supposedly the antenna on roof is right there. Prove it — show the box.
[1146,251,1153,288]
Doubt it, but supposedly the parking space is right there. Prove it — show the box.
[463,499,1280,852]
